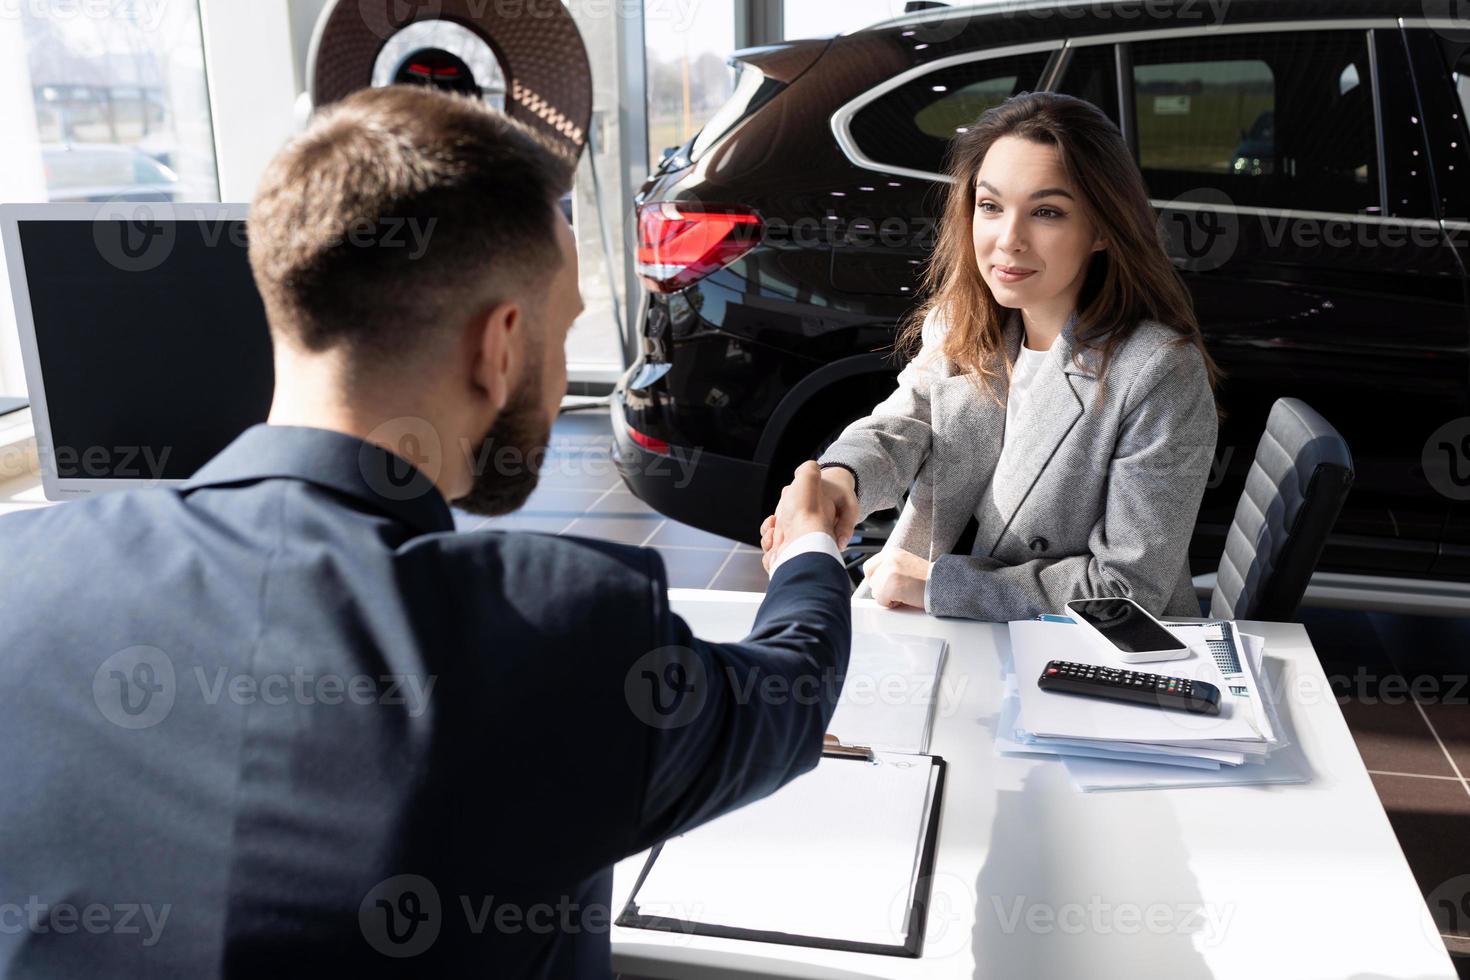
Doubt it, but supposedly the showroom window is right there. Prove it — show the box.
[1128,31,1377,214]
[845,51,1052,176]
[644,0,736,171]
[0,0,219,396]
[17,1,219,203]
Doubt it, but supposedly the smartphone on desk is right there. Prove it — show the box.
[1063,596,1189,663]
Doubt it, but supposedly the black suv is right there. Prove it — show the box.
[612,0,1470,587]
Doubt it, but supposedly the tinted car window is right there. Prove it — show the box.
[1129,31,1377,213]
[847,51,1051,173]
[1053,44,1120,128]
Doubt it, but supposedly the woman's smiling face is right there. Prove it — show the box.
[972,135,1106,313]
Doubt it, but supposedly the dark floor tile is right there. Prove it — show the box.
[1369,613,1470,677]
[1299,607,1398,678]
[1368,773,1470,941]
[561,515,662,546]
[1340,696,1457,777]
[707,552,770,594]
[1423,700,1470,780]
[646,520,740,550]
[651,546,735,590]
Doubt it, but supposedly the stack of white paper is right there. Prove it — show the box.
[828,632,948,754]
[999,620,1304,791]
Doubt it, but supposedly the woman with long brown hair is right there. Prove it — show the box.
[760,91,1221,620]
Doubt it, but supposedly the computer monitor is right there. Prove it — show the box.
[1,203,274,500]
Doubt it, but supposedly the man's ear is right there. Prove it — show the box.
[475,301,521,416]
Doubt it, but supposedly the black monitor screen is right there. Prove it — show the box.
[18,218,273,481]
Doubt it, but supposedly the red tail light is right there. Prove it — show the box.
[627,424,670,455]
[636,202,762,293]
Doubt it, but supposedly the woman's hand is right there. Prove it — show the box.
[817,466,860,548]
[760,465,860,573]
[862,549,932,609]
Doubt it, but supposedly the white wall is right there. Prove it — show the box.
[198,0,302,202]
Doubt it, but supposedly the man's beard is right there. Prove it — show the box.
[452,371,552,517]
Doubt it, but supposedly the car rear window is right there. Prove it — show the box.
[689,60,786,163]
[846,51,1052,175]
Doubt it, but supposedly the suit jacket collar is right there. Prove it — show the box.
[183,424,455,535]
[927,308,1096,559]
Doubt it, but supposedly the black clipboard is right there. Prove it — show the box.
[615,753,947,958]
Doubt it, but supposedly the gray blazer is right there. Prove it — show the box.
[819,308,1218,621]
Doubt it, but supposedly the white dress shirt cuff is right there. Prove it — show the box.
[766,530,845,577]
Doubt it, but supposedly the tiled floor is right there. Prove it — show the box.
[487,409,1470,974]
[1295,606,1470,976]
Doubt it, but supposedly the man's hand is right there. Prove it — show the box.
[759,461,839,574]
[862,549,932,609]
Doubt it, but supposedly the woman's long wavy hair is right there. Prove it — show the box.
[900,91,1222,411]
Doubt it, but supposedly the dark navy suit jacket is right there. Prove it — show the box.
[0,424,851,978]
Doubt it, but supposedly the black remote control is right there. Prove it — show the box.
[1037,660,1221,715]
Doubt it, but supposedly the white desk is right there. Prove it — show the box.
[611,590,1456,980]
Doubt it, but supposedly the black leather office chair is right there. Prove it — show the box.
[1210,398,1354,622]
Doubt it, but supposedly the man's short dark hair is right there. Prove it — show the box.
[248,85,573,364]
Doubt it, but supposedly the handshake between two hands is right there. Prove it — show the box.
[757,461,933,610]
